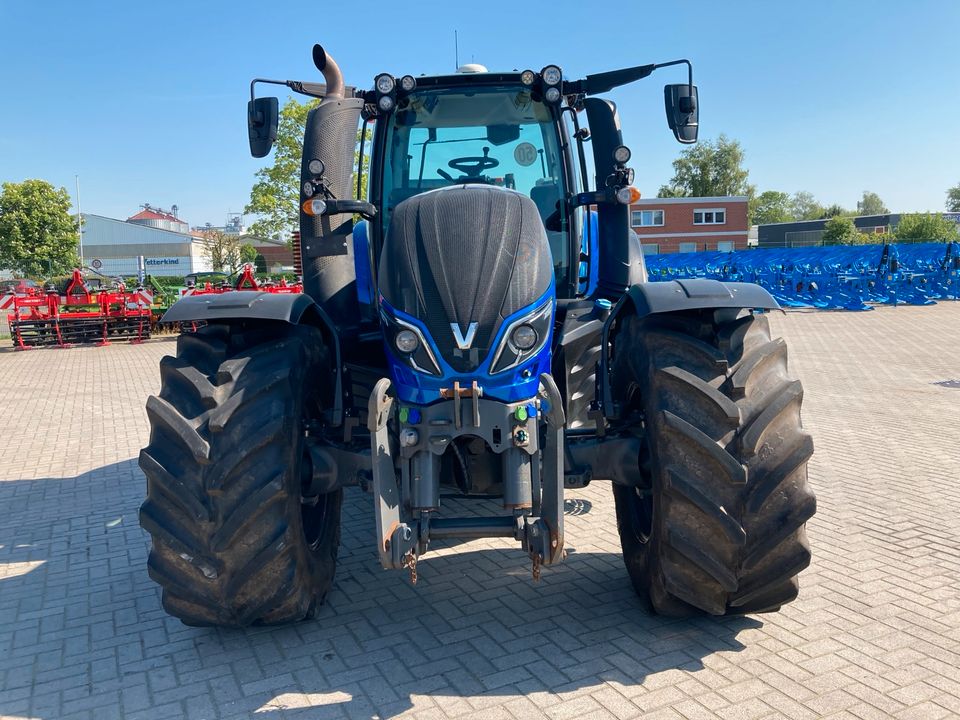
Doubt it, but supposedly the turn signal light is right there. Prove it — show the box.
[302,198,327,216]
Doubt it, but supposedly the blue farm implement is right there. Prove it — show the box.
[646,241,960,310]
[3,269,152,349]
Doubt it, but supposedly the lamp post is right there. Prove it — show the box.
[75,175,84,267]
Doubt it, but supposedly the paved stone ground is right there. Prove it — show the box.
[1,304,959,720]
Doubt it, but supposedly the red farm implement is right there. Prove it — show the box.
[180,264,303,298]
[3,269,152,349]
[155,265,303,333]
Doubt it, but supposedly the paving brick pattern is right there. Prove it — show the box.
[1,304,959,720]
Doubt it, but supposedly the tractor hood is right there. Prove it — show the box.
[379,185,553,374]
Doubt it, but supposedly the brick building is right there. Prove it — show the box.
[628,196,750,255]
[251,236,295,273]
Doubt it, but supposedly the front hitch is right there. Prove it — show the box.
[366,374,567,581]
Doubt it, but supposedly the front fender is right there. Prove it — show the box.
[622,278,780,318]
[597,279,779,424]
[162,291,325,326]
[161,291,345,425]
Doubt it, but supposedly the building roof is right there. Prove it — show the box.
[81,213,201,242]
[127,208,182,223]
[758,213,895,228]
[632,196,748,206]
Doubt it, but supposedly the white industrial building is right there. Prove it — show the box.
[81,205,213,277]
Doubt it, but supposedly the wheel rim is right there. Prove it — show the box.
[301,492,331,551]
[630,430,654,545]
[628,486,654,545]
[299,445,331,551]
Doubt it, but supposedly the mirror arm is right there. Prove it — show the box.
[650,59,693,89]
[250,77,329,103]
[570,58,693,96]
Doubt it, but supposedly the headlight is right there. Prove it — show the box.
[307,159,325,175]
[380,309,441,376]
[377,95,395,112]
[395,329,419,353]
[544,87,561,104]
[541,65,562,86]
[400,75,417,92]
[375,73,395,94]
[490,301,552,374]
[511,324,537,350]
[520,69,536,86]
[613,145,631,164]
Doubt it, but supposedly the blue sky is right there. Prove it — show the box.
[1,0,958,227]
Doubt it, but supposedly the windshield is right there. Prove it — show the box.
[378,85,570,284]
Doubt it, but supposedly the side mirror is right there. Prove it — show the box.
[664,84,698,144]
[248,97,279,158]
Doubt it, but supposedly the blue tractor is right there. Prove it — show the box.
[140,45,815,626]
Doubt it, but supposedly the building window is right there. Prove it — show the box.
[679,242,698,253]
[716,240,735,252]
[631,209,664,227]
[785,230,824,247]
[693,208,726,225]
[641,244,659,255]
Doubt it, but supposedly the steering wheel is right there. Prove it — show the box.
[445,146,499,177]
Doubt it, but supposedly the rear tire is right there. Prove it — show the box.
[611,310,815,616]
[138,322,342,627]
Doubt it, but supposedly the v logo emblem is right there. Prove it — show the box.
[451,322,479,350]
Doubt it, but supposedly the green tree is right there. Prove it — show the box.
[0,179,78,277]
[790,191,823,220]
[946,182,960,212]
[822,215,857,245]
[245,98,372,240]
[245,98,316,240]
[254,253,268,274]
[850,231,884,246]
[856,191,889,216]
[819,203,849,219]
[750,190,794,225]
[657,134,754,199]
[240,242,257,264]
[894,213,959,243]
[202,230,241,272]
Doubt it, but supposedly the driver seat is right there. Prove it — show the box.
[530,181,564,265]
[530,181,560,221]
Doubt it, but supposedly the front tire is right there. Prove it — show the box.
[611,310,815,616]
[138,322,342,627]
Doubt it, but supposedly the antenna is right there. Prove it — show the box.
[455,30,459,70]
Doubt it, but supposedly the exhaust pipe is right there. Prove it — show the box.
[299,45,363,332]
[312,44,344,99]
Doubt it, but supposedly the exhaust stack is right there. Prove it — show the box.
[312,44,344,99]
[299,45,363,332]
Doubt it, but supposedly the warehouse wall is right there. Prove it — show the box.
[81,214,212,277]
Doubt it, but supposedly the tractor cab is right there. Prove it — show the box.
[370,78,575,292]
[248,50,700,326]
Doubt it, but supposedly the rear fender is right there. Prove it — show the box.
[161,292,345,425]
[597,279,780,423]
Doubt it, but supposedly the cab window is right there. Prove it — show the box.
[379,86,570,285]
